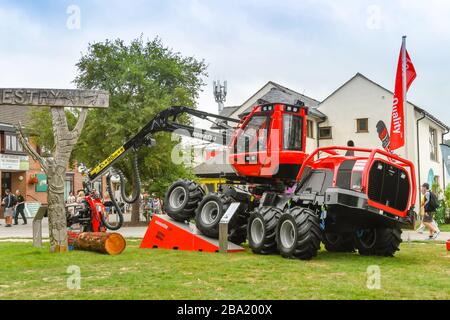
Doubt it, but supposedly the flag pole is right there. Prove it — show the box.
[402,35,408,158]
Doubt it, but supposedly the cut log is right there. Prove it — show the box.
[68,232,126,255]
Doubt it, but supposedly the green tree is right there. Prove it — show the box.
[29,37,207,223]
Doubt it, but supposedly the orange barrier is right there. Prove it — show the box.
[140,215,245,253]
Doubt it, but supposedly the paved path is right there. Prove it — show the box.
[0,217,448,242]
[0,217,149,239]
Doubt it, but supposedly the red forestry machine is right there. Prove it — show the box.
[72,102,416,260]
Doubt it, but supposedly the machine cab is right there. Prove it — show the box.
[229,103,308,181]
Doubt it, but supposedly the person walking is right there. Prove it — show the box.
[2,189,17,227]
[14,190,27,225]
[416,193,426,233]
[421,183,440,240]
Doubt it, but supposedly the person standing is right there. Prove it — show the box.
[14,190,27,225]
[421,183,440,240]
[345,140,355,156]
[2,189,17,227]
[76,190,85,203]
[103,193,113,214]
[66,191,76,204]
[66,191,77,216]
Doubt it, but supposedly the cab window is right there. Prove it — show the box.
[283,114,303,151]
[235,115,269,153]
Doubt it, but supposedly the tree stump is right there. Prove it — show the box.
[69,232,126,255]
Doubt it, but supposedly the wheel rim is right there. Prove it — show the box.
[280,220,296,249]
[169,186,187,209]
[201,201,220,225]
[357,229,377,249]
[250,218,265,245]
[325,233,341,245]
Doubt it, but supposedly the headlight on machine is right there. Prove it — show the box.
[351,171,363,191]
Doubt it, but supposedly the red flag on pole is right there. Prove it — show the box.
[390,38,417,151]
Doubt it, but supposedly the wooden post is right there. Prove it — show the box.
[32,206,48,248]
[1,88,109,253]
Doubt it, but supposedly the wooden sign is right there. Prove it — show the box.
[0,88,109,108]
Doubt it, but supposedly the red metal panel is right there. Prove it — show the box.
[140,215,245,253]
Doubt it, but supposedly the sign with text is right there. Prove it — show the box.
[0,88,109,108]
[0,154,29,171]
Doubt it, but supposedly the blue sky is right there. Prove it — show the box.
[0,0,449,126]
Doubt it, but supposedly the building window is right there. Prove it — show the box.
[3,133,24,153]
[356,118,369,133]
[430,127,438,161]
[5,135,11,150]
[306,120,314,138]
[64,174,74,201]
[319,127,332,139]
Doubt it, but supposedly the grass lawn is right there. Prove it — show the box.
[0,240,449,300]
[439,224,450,232]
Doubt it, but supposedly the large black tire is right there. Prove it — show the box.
[322,232,355,253]
[355,228,402,257]
[276,207,321,260]
[248,207,282,254]
[229,224,248,245]
[164,180,204,222]
[195,193,246,240]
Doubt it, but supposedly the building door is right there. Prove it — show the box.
[1,172,12,197]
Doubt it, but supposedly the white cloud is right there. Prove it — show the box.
[0,0,448,126]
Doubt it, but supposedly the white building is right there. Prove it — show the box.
[195,74,449,202]
[318,73,449,198]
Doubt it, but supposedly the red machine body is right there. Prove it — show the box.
[84,101,418,259]
[140,215,245,253]
[229,103,308,180]
[84,196,108,233]
[66,193,110,233]
[297,146,416,219]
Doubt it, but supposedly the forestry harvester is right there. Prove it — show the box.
[73,103,416,260]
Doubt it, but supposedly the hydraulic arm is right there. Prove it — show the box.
[88,106,239,182]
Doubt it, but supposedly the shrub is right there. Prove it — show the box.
[435,201,446,225]
[432,183,450,224]
[444,185,450,223]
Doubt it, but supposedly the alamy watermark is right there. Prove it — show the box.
[67,265,81,290]
[66,5,81,30]
[170,127,281,175]
[366,5,382,30]
[366,265,381,290]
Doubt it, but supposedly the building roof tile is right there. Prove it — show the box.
[0,105,32,128]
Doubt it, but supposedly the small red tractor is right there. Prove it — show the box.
[79,102,416,260]
[66,182,123,233]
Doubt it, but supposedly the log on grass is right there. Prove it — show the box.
[72,232,126,255]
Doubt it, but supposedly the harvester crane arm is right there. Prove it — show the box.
[88,106,239,181]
